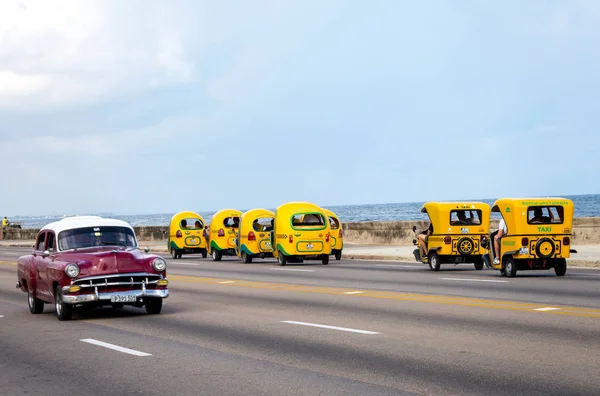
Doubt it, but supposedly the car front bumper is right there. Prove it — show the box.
[61,288,169,304]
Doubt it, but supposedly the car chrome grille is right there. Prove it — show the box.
[73,272,162,289]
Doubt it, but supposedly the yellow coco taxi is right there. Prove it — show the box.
[413,202,491,271]
[236,208,275,263]
[208,209,241,261]
[483,198,576,277]
[323,208,343,260]
[168,211,208,259]
[272,202,332,266]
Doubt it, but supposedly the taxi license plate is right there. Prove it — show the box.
[189,238,198,244]
[265,241,271,247]
[306,243,314,250]
[110,295,137,303]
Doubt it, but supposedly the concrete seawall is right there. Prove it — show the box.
[3,217,600,245]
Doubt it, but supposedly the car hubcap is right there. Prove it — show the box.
[28,294,33,307]
[56,297,62,316]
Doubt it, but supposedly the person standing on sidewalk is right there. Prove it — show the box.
[1,216,8,240]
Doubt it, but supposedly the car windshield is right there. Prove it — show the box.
[58,226,138,250]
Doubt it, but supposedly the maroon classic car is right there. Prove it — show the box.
[16,216,169,321]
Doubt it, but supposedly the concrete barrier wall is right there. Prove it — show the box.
[2,217,600,245]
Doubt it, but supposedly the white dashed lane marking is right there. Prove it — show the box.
[80,339,152,357]
[281,321,380,335]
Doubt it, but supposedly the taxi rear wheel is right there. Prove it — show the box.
[212,248,222,261]
[554,258,567,276]
[504,257,517,278]
[171,248,178,259]
[334,250,342,261]
[473,258,484,270]
[242,252,253,263]
[428,252,440,271]
[322,255,329,265]
[278,251,287,266]
[202,250,207,258]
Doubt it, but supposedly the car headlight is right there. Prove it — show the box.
[152,257,167,272]
[65,263,80,278]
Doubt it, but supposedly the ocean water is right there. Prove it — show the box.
[8,194,599,229]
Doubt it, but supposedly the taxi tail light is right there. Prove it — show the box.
[325,233,330,243]
[339,228,343,238]
[563,237,570,246]
[289,235,293,244]
[218,228,225,237]
[248,231,256,241]
[444,236,451,244]
[176,230,182,238]
[521,237,529,246]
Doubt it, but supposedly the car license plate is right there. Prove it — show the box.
[306,243,314,250]
[189,238,198,244]
[110,295,137,303]
[265,241,271,247]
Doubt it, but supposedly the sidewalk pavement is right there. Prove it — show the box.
[1,240,599,268]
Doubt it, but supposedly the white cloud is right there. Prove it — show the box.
[0,0,197,110]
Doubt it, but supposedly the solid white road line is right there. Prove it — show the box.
[271,268,315,272]
[440,278,509,283]
[0,315,4,318]
[344,291,364,295]
[534,307,561,312]
[218,281,235,284]
[281,321,380,335]
[376,264,420,268]
[80,339,152,357]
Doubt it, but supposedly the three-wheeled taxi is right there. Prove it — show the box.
[413,202,491,271]
[482,198,576,277]
[168,211,208,259]
[272,202,331,265]
[323,208,343,260]
[236,208,275,263]
[208,209,241,261]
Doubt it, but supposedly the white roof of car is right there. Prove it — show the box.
[42,216,135,235]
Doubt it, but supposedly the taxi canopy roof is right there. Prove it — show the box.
[210,209,242,230]
[211,209,242,221]
[421,202,491,232]
[491,197,574,235]
[170,211,205,227]
[276,201,325,216]
[241,208,275,223]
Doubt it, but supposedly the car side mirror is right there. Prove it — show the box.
[42,250,50,257]
[412,225,417,232]
[144,247,150,253]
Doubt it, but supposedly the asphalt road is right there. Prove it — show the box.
[1,247,599,396]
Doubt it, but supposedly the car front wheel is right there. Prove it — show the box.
[54,285,73,321]
[145,298,163,314]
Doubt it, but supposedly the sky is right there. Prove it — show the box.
[1,0,599,217]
